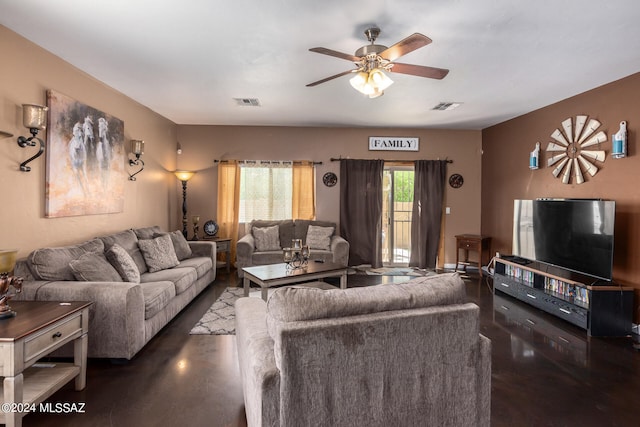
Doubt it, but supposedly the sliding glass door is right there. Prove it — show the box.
[382,165,414,266]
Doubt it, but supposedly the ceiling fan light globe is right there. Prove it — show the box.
[349,72,369,92]
[369,69,393,91]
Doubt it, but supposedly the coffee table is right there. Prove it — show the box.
[242,261,348,301]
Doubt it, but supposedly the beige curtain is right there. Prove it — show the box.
[217,160,241,265]
[292,161,316,220]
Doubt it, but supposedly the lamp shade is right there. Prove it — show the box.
[0,250,18,274]
[131,140,144,155]
[22,104,48,130]
[174,170,195,182]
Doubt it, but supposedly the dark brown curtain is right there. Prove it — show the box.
[409,160,447,269]
[339,159,384,267]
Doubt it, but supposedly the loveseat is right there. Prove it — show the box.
[235,272,491,427]
[236,219,349,278]
[14,226,216,360]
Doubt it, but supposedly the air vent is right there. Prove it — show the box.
[432,102,461,111]
[234,98,261,107]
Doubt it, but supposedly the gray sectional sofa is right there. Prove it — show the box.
[236,219,349,277]
[235,272,491,427]
[14,226,216,360]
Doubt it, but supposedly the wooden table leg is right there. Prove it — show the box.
[261,286,268,301]
[74,332,88,390]
[4,374,24,427]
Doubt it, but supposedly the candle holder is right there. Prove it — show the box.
[283,241,310,270]
[192,216,200,241]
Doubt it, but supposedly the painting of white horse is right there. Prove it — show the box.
[45,90,125,217]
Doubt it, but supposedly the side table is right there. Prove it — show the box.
[454,234,491,273]
[204,237,231,273]
[0,301,91,427]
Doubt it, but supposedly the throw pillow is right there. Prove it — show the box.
[306,225,334,250]
[253,225,281,251]
[69,251,123,282]
[105,243,141,283]
[169,230,193,261]
[138,233,180,273]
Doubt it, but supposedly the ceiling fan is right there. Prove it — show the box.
[307,27,449,98]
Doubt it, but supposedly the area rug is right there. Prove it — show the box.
[189,288,245,335]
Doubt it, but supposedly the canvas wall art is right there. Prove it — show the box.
[45,90,125,217]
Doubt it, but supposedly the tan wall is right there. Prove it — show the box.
[176,125,482,266]
[0,26,178,259]
[482,71,640,320]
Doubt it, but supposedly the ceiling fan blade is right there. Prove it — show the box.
[309,47,361,63]
[306,69,357,87]
[390,63,449,79]
[379,33,432,62]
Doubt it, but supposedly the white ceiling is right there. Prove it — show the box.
[2,0,640,130]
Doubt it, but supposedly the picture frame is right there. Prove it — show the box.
[45,90,126,217]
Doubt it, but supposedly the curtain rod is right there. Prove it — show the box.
[213,160,323,165]
[330,157,452,163]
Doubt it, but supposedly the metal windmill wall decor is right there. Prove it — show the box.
[545,115,607,184]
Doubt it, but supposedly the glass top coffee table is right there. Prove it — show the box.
[242,261,348,301]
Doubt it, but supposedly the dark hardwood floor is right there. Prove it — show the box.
[25,269,640,426]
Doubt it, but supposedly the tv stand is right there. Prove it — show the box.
[493,257,633,337]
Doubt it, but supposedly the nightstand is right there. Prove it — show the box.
[454,234,491,273]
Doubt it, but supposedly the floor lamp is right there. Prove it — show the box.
[174,171,196,238]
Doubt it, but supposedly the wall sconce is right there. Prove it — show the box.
[128,140,145,181]
[612,121,627,159]
[16,104,48,172]
[177,142,182,155]
[529,142,540,170]
[174,171,196,238]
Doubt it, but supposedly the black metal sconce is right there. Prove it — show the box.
[128,140,145,181]
[17,104,48,172]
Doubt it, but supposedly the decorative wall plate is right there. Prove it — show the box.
[322,172,338,187]
[546,115,607,184]
[449,173,464,188]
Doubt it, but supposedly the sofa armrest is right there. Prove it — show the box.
[236,234,255,277]
[330,235,349,266]
[235,297,280,427]
[188,241,217,266]
[17,280,145,360]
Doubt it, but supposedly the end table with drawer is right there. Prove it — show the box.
[205,237,231,273]
[0,301,91,427]
[454,234,492,273]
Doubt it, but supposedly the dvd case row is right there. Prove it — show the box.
[544,277,590,305]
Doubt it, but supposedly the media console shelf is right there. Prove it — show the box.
[493,256,633,337]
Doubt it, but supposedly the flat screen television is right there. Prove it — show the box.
[512,199,615,281]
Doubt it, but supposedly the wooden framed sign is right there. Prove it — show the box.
[368,137,419,151]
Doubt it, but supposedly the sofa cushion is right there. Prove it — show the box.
[105,243,141,283]
[132,225,163,240]
[293,219,336,241]
[305,225,334,250]
[99,229,148,274]
[168,230,192,260]
[253,225,281,251]
[28,238,105,281]
[253,251,286,265]
[139,281,176,319]
[267,272,466,323]
[140,267,197,295]
[177,256,213,279]
[138,234,180,273]
[69,251,123,282]
[251,220,294,249]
